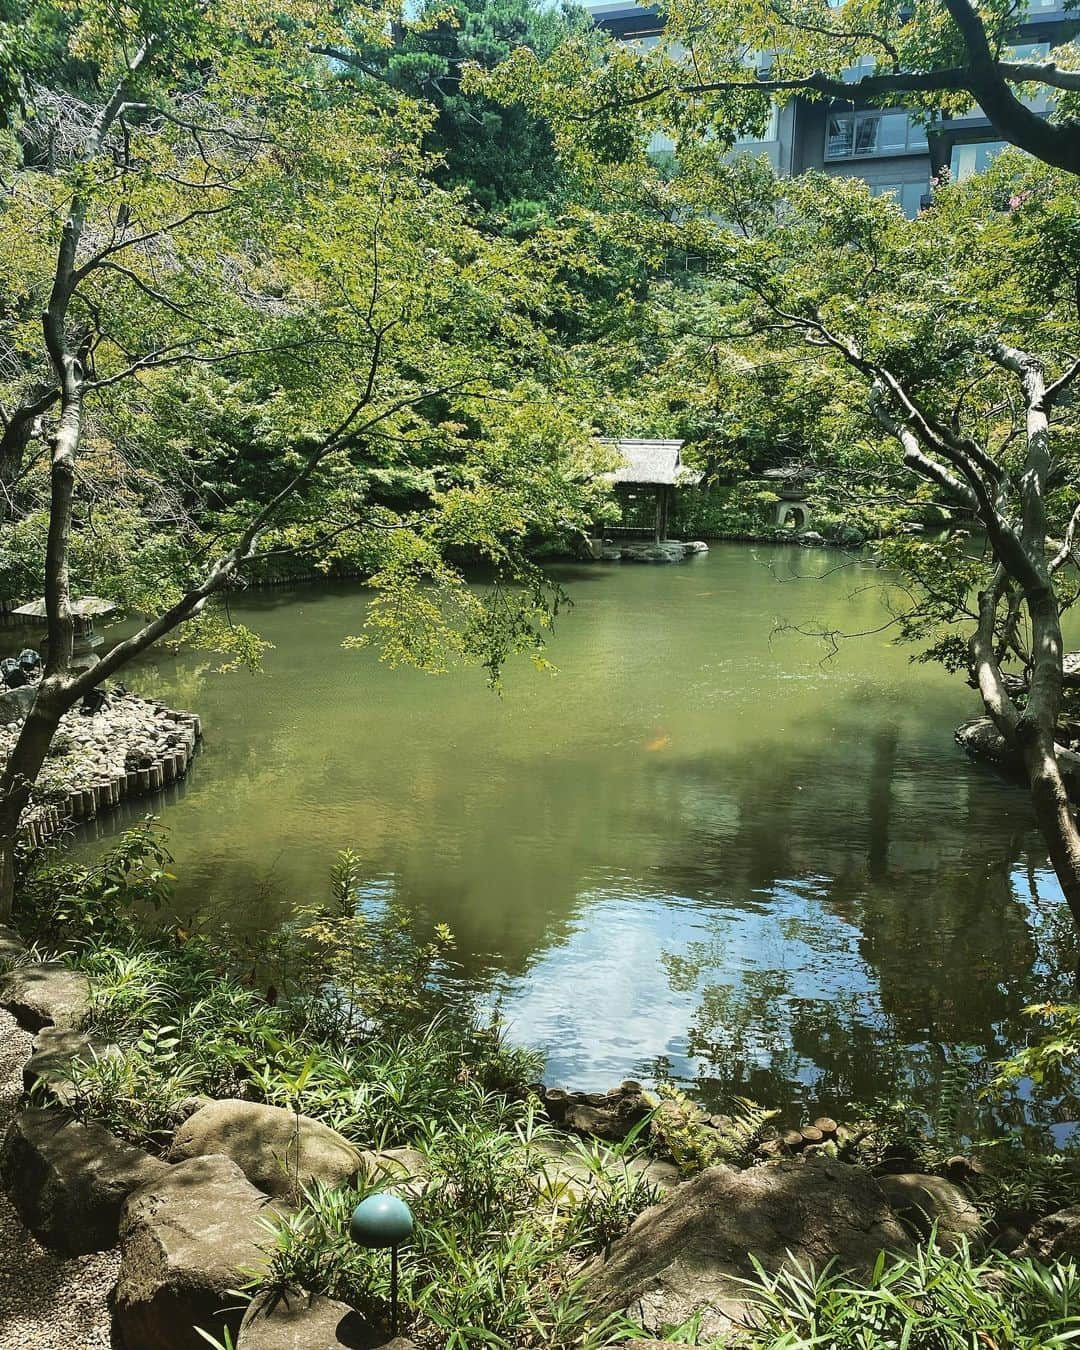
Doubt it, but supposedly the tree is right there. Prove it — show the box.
[314,0,584,229]
[644,156,1080,925]
[482,0,1080,176]
[0,0,606,919]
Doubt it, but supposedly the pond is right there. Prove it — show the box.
[64,544,1077,1122]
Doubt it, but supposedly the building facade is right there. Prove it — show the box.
[589,0,1076,215]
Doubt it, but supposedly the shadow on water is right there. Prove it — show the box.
[42,545,1080,1119]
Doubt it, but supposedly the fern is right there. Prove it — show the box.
[646,1084,778,1175]
[929,1060,971,1161]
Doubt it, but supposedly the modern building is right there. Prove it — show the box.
[588,0,1076,215]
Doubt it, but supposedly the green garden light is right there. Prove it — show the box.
[350,1193,414,1336]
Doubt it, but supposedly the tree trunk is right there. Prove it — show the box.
[1017,583,1080,928]
[0,682,67,922]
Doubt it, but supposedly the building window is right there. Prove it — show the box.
[826,111,929,159]
[949,140,1009,181]
[870,181,926,218]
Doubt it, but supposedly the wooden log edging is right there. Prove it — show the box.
[15,692,203,850]
[247,568,366,589]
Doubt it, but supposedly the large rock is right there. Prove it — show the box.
[1016,1206,1080,1263]
[169,1098,362,1200]
[238,1289,390,1349]
[23,1026,118,1103]
[0,1108,167,1254]
[358,1146,428,1199]
[585,1160,913,1338]
[115,1154,276,1350]
[0,962,91,1031]
[877,1172,983,1253]
[955,717,1080,796]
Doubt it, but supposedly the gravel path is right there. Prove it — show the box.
[0,1008,119,1349]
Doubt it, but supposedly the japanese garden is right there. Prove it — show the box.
[3,0,1080,1345]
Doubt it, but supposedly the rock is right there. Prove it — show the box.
[238,1289,371,1349]
[358,1146,428,1199]
[115,1154,276,1350]
[797,531,826,546]
[0,685,37,722]
[877,1173,983,1253]
[0,1108,167,1254]
[956,716,1080,796]
[169,1098,362,1199]
[618,541,691,564]
[584,1160,912,1338]
[1015,1206,1080,1263]
[0,922,27,967]
[22,1026,118,1103]
[0,962,91,1030]
[993,1224,1026,1254]
[564,1092,650,1142]
[168,1094,214,1126]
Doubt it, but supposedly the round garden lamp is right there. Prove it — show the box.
[350,1193,414,1335]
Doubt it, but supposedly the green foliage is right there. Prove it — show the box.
[257,1099,646,1347]
[645,1082,778,1176]
[359,0,585,226]
[725,1244,1080,1350]
[16,819,175,948]
[990,1002,1080,1104]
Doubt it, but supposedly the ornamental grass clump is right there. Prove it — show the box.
[728,1242,1080,1350]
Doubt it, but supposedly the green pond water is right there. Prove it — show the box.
[61,544,1077,1120]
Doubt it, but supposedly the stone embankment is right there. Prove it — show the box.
[0,682,202,847]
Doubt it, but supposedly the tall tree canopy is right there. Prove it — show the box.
[317,0,585,229]
[0,0,609,916]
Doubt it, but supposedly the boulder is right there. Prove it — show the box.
[584,1160,913,1338]
[23,1026,118,1103]
[169,1098,362,1200]
[0,1108,167,1254]
[876,1172,983,1253]
[564,1094,650,1142]
[115,1154,276,1350]
[0,962,91,1031]
[0,685,37,722]
[0,923,27,967]
[1016,1206,1080,1263]
[955,717,1080,796]
[238,1289,401,1349]
[358,1146,428,1199]
[619,541,691,564]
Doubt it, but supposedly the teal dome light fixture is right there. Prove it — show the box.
[350,1193,415,1335]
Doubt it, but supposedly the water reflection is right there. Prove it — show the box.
[38,545,1078,1118]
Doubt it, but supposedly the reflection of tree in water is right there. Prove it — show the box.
[654,721,1078,1127]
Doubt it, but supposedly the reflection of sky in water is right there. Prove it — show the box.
[492,877,883,1093]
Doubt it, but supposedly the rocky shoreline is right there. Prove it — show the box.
[1,936,1075,1349]
[0,683,202,848]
